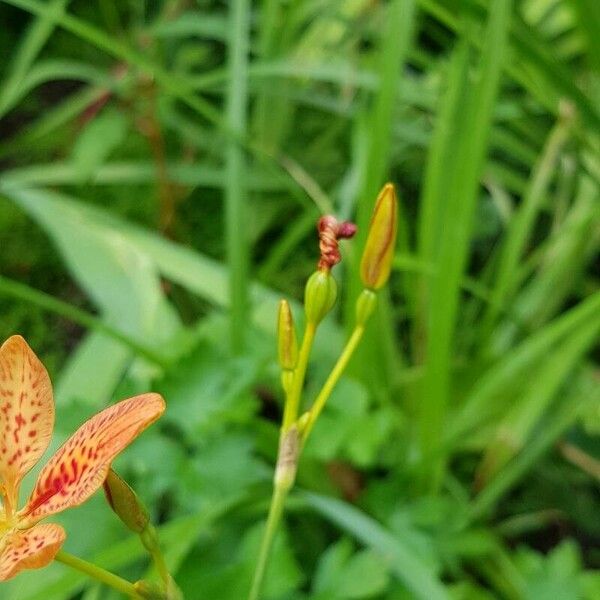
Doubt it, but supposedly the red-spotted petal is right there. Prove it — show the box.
[20,393,165,523]
[0,336,54,505]
[0,523,65,581]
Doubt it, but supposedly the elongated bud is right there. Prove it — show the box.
[304,270,337,325]
[103,469,150,534]
[355,289,377,326]
[277,300,298,370]
[360,183,398,290]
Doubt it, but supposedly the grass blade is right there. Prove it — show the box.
[225,0,251,354]
[0,0,70,118]
[418,0,513,491]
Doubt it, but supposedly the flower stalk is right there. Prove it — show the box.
[249,183,398,599]
[54,550,143,598]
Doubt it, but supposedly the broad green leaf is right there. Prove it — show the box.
[304,491,449,600]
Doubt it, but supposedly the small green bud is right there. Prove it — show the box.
[355,289,377,326]
[277,299,298,370]
[304,270,337,325]
[280,370,294,394]
[134,581,168,600]
[103,469,150,534]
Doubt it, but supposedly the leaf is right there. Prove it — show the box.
[4,187,182,355]
[417,0,514,490]
[70,108,127,182]
[303,491,449,600]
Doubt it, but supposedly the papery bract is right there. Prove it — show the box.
[0,335,165,581]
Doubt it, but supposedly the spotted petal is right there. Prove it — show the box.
[0,523,65,581]
[20,393,165,523]
[0,336,54,505]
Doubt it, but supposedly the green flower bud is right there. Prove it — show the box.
[355,289,377,326]
[134,580,170,600]
[103,469,150,534]
[304,270,337,325]
[277,299,298,370]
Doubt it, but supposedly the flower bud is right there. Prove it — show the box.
[355,289,377,326]
[304,270,337,325]
[360,183,398,290]
[134,581,167,600]
[103,469,150,534]
[277,300,298,371]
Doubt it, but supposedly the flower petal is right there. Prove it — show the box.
[20,393,165,523]
[0,336,54,502]
[0,523,65,581]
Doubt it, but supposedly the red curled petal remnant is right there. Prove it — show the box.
[317,216,357,271]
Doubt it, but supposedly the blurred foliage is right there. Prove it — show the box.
[0,0,599,598]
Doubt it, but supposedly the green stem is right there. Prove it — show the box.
[303,325,365,441]
[150,546,171,588]
[0,275,170,369]
[54,550,142,598]
[248,484,289,600]
[282,321,316,430]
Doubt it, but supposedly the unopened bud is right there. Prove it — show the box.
[134,580,168,600]
[360,183,398,290]
[355,289,377,326]
[103,469,150,534]
[304,270,337,325]
[281,370,294,394]
[277,300,298,370]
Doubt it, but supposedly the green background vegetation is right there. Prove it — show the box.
[0,0,599,598]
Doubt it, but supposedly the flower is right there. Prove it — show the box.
[0,335,165,581]
[360,183,398,290]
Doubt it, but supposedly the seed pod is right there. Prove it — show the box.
[304,270,337,325]
[103,469,150,534]
[360,183,398,290]
[277,300,298,371]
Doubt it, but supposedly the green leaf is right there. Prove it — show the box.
[303,491,449,600]
[71,108,128,182]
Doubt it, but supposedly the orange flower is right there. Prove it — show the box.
[0,335,165,581]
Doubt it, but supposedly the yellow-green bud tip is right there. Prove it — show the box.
[304,270,337,325]
[360,183,398,290]
[277,299,298,370]
[103,469,150,534]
